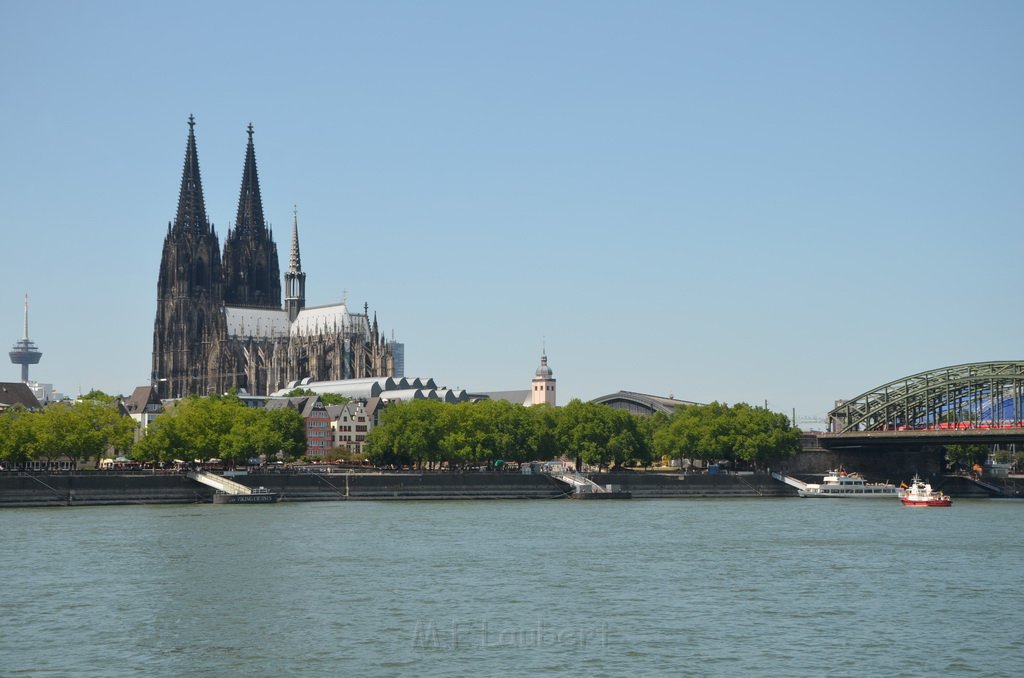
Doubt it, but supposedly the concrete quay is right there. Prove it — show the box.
[0,471,572,507]
[6,470,1017,507]
[586,472,797,498]
[0,471,797,507]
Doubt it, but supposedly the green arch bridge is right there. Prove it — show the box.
[821,361,1024,449]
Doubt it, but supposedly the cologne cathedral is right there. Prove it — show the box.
[152,117,393,399]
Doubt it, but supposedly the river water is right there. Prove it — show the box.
[1,497,1021,677]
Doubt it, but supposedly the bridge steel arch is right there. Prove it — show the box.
[828,361,1024,434]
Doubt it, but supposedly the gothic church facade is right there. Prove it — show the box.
[152,117,393,399]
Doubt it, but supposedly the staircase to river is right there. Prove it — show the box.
[550,471,607,494]
[547,471,631,499]
[771,472,808,492]
[187,471,253,496]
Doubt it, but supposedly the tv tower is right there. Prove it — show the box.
[9,295,42,383]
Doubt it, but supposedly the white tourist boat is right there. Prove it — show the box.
[797,469,899,498]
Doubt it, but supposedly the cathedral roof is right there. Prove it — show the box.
[292,304,366,337]
[224,306,290,339]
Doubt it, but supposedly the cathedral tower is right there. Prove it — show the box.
[152,116,225,399]
[222,124,281,309]
[152,119,394,399]
[284,208,306,322]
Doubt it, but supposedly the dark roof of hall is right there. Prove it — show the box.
[589,390,701,415]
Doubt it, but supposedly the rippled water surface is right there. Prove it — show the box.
[2,497,1021,676]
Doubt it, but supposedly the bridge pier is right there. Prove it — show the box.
[777,447,945,481]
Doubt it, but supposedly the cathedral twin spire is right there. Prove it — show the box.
[166,116,287,309]
[173,114,210,234]
[233,123,267,238]
[220,121,282,308]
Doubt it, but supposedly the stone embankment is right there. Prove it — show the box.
[0,471,805,507]
[586,472,797,498]
[0,471,571,507]
[9,470,1017,507]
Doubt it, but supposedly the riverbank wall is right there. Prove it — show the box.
[0,472,572,507]
[587,472,797,498]
[0,471,800,507]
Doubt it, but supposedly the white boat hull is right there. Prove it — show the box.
[797,488,899,498]
[796,469,899,498]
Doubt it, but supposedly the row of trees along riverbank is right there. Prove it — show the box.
[365,399,801,470]
[0,392,307,468]
[0,391,801,471]
[134,394,307,463]
[0,391,135,467]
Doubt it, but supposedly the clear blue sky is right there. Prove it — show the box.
[2,1,1022,426]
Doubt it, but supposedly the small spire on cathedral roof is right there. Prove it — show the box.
[289,206,302,272]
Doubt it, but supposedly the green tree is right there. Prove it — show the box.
[28,400,135,466]
[945,443,989,468]
[266,407,307,460]
[134,393,250,464]
[134,394,303,464]
[80,389,118,404]
[652,404,706,466]
[555,399,618,470]
[524,404,560,462]
[366,399,447,467]
[730,403,800,467]
[134,414,187,462]
[640,411,670,466]
[606,407,651,468]
[0,406,37,466]
[653,402,799,469]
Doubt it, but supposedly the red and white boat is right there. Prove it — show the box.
[899,475,952,507]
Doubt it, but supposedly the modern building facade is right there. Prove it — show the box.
[152,117,394,398]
